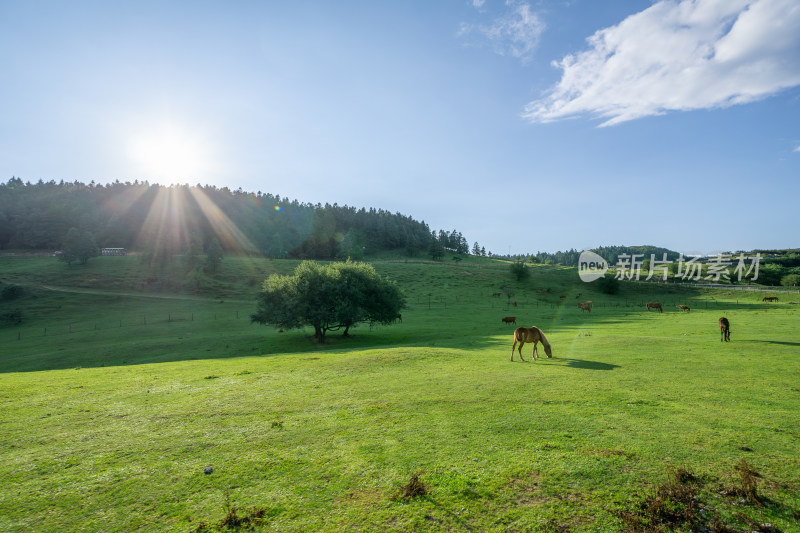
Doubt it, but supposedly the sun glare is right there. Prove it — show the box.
[126,122,212,182]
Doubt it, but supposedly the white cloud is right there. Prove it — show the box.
[460,1,545,63]
[472,0,486,8]
[794,144,800,153]
[523,0,800,126]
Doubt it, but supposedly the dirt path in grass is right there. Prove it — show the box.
[39,284,253,304]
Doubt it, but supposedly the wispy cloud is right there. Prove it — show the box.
[523,0,800,126]
[794,144,800,153]
[460,1,545,63]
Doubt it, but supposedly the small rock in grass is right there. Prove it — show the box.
[204,467,213,474]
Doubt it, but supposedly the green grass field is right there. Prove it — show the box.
[1,255,798,532]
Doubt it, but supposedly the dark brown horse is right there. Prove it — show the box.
[501,316,517,325]
[762,296,778,302]
[719,317,730,342]
[677,305,690,312]
[511,326,552,361]
[646,302,663,313]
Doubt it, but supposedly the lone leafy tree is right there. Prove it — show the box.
[59,227,98,265]
[205,237,224,273]
[509,260,529,282]
[596,273,620,294]
[251,260,405,342]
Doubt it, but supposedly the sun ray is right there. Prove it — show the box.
[101,182,150,218]
[134,186,192,263]
[187,187,258,253]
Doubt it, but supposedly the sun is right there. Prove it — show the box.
[126,122,212,182]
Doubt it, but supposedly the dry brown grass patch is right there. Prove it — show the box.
[392,472,428,501]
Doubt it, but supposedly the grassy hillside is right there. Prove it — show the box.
[1,254,798,532]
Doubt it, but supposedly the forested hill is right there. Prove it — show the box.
[530,245,680,267]
[0,178,472,259]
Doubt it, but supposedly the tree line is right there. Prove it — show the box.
[516,245,680,267]
[0,178,482,261]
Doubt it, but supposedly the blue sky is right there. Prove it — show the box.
[1,0,798,255]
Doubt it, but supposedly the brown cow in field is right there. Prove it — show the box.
[646,302,663,313]
[501,316,517,325]
[677,305,690,312]
[719,317,730,342]
[578,301,592,312]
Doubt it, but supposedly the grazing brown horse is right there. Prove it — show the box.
[762,296,778,302]
[677,305,690,312]
[501,316,517,325]
[719,317,730,342]
[646,302,663,313]
[578,301,592,312]
[511,326,553,361]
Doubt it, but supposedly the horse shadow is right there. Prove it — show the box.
[550,358,619,371]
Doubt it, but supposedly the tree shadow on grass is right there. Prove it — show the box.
[753,340,800,347]
[547,358,620,371]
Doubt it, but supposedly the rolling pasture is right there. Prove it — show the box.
[1,255,799,532]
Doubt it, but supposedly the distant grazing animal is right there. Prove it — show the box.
[575,293,582,299]
[395,313,402,323]
[512,301,517,307]
[578,301,592,312]
[646,302,663,313]
[719,317,731,342]
[762,296,778,302]
[492,292,501,297]
[501,316,517,325]
[560,295,567,299]
[511,326,553,362]
[677,305,690,312]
